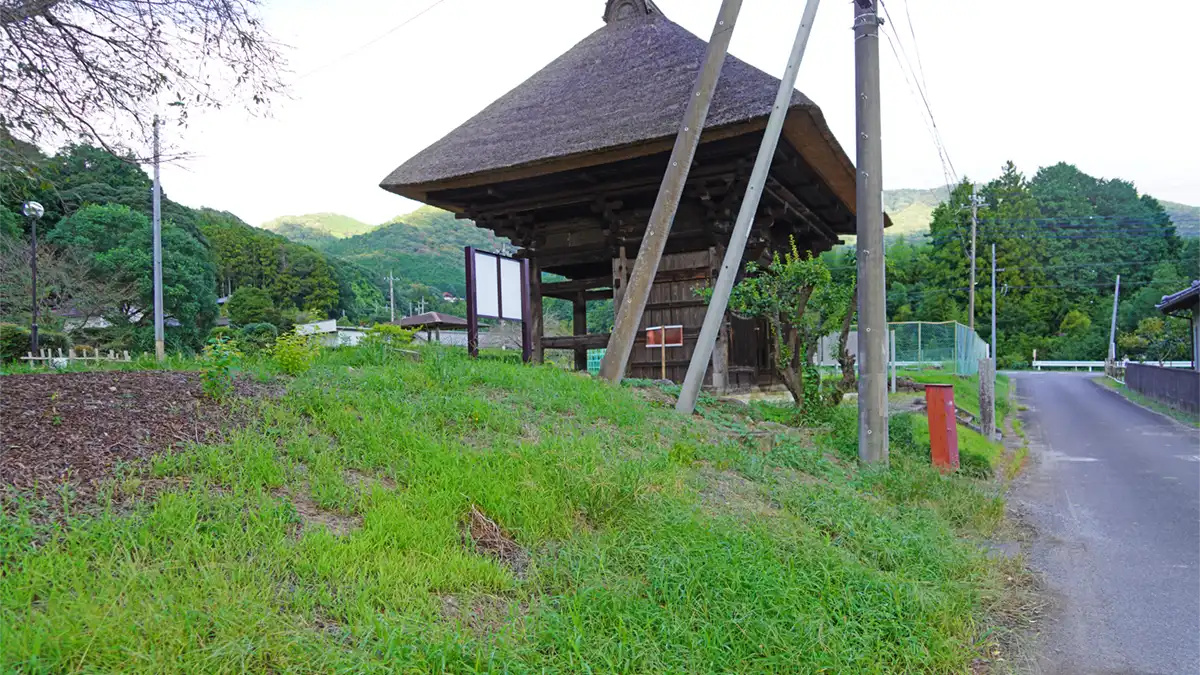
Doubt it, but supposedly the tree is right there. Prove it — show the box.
[1118,317,1190,364]
[0,229,133,328]
[723,239,853,410]
[0,207,18,238]
[46,203,216,350]
[0,0,283,158]
[225,286,274,327]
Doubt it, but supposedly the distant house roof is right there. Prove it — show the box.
[398,312,469,329]
[379,1,858,218]
[1157,280,1200,314]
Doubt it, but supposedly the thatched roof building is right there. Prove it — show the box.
[380,0,869,390]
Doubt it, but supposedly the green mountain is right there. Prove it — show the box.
[880,188,1198,238]
[313,206,506,309]
[882,187,950,238]
[1162,200,1200,237]
[260,212,376,240]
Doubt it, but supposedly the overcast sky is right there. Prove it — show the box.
[157,0,1200,227]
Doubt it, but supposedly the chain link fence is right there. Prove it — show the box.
[818,321,989,376]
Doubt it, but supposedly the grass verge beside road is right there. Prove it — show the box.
[1094,376,1200,428]
[907,370,1011,425]
[2,348,1024,673]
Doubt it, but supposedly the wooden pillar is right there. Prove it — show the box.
[529,256,544,363]
[612,244,628,327]
[573,292,587,371]
[708,244,729,394]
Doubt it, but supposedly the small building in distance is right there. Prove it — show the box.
[1157,280,1200,370]
[380,0,876,391]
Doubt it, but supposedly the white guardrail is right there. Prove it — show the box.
[1033,359,1193,371]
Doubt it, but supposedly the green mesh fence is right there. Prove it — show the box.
[890,321,988,375]
[587,349,606,375]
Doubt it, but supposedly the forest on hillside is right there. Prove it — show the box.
[0,143,383,354]
[827,161,1199,366]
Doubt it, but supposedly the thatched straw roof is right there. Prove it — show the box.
[381,2,858,216]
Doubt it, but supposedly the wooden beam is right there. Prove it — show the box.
[542,266,711,299]
[466,160,750,219]
[543,334,611,350]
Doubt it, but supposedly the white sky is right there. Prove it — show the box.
[158,0,1200,227]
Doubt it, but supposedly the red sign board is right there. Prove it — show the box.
[646,325,684,348]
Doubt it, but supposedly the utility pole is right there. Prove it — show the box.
[854,0,887,465]
[152,116,165,361]
[968,183,980,330]
[980,242,998,440]
[22,201,44,354]
[386,271,396,323]
[599,0,743,384]
[676,0,822,414]
[1108,274,1121,361]
[990,243,997,366]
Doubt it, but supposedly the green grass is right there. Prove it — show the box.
[907,370,1011,424]
[1094,376,1200,428]
[1,347,1014,673]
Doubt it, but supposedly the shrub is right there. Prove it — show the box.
[0,323,30,362]
[200,336,242,400]
[38,329,71,353]
[271,330,320,375]
[208,325,236,342]
[225,287,276,327]
[362,323,417,347]
[238,322,278,353]
[0,324,71,362]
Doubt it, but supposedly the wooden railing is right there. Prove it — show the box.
[20,348,132,366]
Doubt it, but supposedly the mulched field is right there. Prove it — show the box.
[1,371,254,495]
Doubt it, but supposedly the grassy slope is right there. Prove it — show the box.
[907,370,1012,424]
[1,350,1015,673]
[261,213,377,238]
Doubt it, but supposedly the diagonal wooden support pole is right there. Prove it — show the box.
[675,0,823,413]
[598,0,743,383]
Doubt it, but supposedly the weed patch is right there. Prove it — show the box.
[0,347,1024,673]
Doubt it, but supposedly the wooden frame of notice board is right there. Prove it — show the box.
[464,247,532,362]
[646,325,684,380]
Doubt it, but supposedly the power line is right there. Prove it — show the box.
[878,0,957,183]
[898,0,932,101]
[298,0,450,80]
[879,27,957,194]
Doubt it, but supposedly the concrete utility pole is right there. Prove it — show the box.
[152,116,165,361]
[980,243,997,440]
[968,183,980,330]
[990,242,998,365]
[386,271,396,322]
[599,0,743,384]
[1108,274,1121,361]
[854,0,887,465]
[676,0,822,414]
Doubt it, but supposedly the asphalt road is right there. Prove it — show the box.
[1010,372,1200,675]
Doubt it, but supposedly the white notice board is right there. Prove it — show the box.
[500,258,523,320]
[474,251,499,318]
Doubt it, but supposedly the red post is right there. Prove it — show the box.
[924,384,959,471]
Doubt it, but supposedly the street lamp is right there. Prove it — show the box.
[23,201,44,355]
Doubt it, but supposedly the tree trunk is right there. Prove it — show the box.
[771,321,807,407]
[831,282,858,405]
